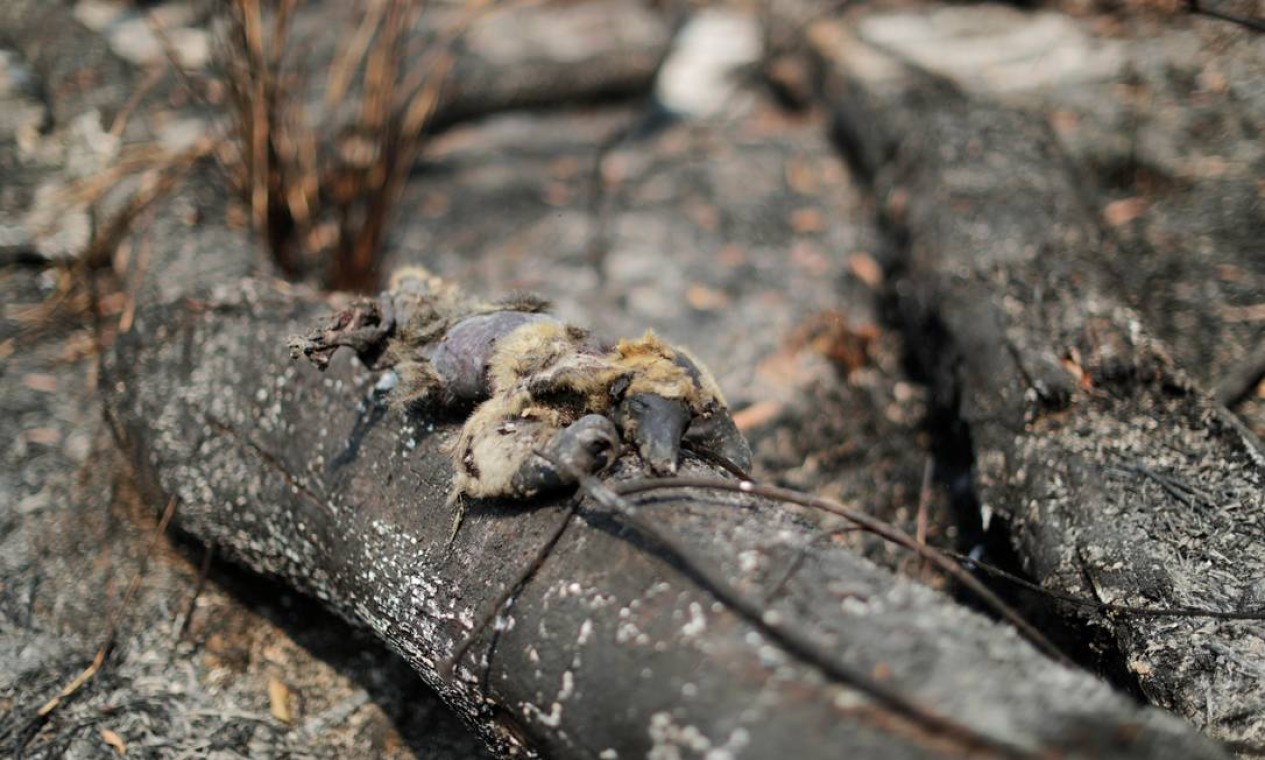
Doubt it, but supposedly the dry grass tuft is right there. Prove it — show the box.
[216,0,309,277]
[214,0,484,292]
[21,0,486,344]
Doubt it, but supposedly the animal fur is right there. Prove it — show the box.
[291,267,746,503]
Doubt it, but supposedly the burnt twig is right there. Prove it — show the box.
[1185,0,1265,33]
[613,477,1071,667]
[439,498,581,683]
[546,454,1032,759]
[946,549,1265,621]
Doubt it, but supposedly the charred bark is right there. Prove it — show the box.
[809,19,1265,753]
[100,279,1227,759]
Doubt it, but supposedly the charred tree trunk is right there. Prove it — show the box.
[100,279,1226,759]
[809,19,1265,753]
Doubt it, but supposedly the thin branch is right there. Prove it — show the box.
[172,540,217,647]
[439,499,581,682]
[946,549,1265,622]
[914,456,933,578]
[547,456,1031,759]
[613,477,1072,667]
[11,497,180,756]
[1185,0,1265,33]
[1217,343,1265,408]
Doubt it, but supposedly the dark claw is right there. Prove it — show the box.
[618,393,691,475]
[513,414,621,496]
[664,351,752,472]
[684,411,753,474]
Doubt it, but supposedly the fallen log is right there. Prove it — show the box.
[808,18,1265,753]
[429,0,672,130]
[101,277,1228,759]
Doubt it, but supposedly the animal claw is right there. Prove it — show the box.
[618,393,691,475]
[509,415,621,497]
[683,410,753,474]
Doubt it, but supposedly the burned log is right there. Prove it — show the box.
[429,0,673,131]
[809,19,1265,752]
[101,276,1228,759]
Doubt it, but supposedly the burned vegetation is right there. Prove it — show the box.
[3,0,1264,758]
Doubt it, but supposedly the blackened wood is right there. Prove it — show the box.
[100,280,1227,759]
[809,19,1265,752]
[428,0,672,131]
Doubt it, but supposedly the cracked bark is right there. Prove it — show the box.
[807,18,1265,753]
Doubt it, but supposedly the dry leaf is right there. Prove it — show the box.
[1222,303,1265,323]
[1216,264,1249,283]
[100,727,126,755]
[715,244,746,268]
[268,677,293,724]
[22,373,59,393]
[420,192,450,218]
[1198,67,1227,94]
[789,241,830,276]
[685,284,728,311]
[1061,351,1093,390]
[225,202,248,230]
[22,427,62,446]
[790,208,825,233]
[548,155,580,180]
[686,201,719,233]
[885,187,909,223]
[732,400,784,432]
[544,182,572,207]
[787,311,877,375]
[847,252,883,289]
[97,292,126,316]
[1050,109,1079,136]
[766,56,814,110]
[785,156,818,195]
[1103,197,1147,227]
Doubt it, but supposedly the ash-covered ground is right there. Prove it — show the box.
[2,0,1260,757]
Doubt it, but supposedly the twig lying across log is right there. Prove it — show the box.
[101,277,1228,759]
[807,18,1265,752]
